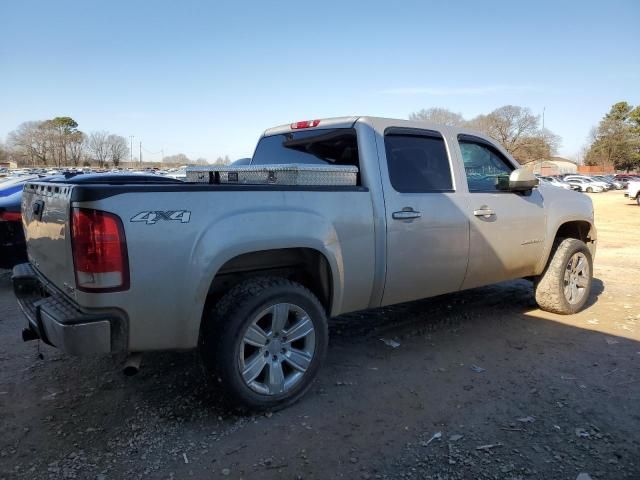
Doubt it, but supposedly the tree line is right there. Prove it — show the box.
[409,105,561,165]
[2,117,130,168]
[0,117,231,168]
[409,102,640,172]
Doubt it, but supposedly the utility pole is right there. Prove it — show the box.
[539,106,546,174]
[161,149,164,163]
[139,142,142,165]
[129,136,134,163]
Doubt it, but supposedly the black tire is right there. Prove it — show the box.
[586,187,593,193]
[534,238,593,315]
[199,276,328,411]
[636,195,640,206]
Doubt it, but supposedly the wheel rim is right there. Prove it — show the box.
[238,303,316,395]
[563,252,589,305]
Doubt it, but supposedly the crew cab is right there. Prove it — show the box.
[13,117,597,409]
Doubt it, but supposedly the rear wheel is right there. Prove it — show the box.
[534,238,593,314]
[586,187,593,193]
[200,277,328,410]
[636,195,640,206]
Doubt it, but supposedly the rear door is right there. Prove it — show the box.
[379,127,470,306]
[455,135,546,289]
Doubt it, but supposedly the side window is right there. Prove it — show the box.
[384,133,453,193]
[459,138,514,192]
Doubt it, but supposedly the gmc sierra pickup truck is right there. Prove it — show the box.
[13,116,597,410]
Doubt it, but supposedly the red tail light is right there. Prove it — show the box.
[290,119,320,129]
[71,208,129,292]
[0,211,22,222]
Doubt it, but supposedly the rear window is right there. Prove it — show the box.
[251,128,359,167]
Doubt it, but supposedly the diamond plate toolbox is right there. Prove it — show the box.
[186,164,358,186]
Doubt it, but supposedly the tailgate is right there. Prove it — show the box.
[22,182,76,291]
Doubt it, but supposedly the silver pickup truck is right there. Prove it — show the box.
[13,116,597,410]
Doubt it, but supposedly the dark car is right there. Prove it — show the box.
[0,172,182,269]
[614,174,640,188]
[0,175,68,268]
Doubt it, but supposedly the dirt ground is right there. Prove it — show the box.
[1,191,638,480]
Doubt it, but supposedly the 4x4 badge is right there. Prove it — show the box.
[130,210,191,225]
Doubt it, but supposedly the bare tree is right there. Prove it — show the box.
[106,134,129,167]
[212,156,232,165]
[469,105,539,156]
[7,121,52,166]
[408,105,560,164]
[87,131,110,167]
[0,142,9,164]
[67,131,85,166]
[7,118,84,167]
[409,107,465,126]
[163,153,190,165]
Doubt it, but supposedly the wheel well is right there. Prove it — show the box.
[555,221,595,244]
[207,248,333,313]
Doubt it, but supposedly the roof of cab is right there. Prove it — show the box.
[261,115,520,168]
[262,115,487,139]
[262,116,360,137]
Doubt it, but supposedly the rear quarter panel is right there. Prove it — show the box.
[74,189,375,351]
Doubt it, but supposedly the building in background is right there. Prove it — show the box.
[522,156,578,175]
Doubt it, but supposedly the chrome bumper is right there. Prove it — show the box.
[12,263,113,355]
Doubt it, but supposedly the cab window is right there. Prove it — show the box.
[458,136,514,192]
[384,131,453,193]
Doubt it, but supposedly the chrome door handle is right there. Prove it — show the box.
[392,209,422,220]
[473,207,495,217]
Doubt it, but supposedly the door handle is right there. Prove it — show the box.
[473,206,495,218]
[392,209,422,220]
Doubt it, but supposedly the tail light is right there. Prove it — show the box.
[0,211,22,222]
[71,208,129,292]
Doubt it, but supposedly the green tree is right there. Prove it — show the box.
[585,102,640,172]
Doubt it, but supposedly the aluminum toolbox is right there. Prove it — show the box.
[186,164,358,186]
[186,166,215,183]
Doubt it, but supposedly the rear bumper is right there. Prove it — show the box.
[12,263,113,355]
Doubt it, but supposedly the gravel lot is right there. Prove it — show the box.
[1,190,639,480]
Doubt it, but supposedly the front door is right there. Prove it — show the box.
[455,135,546,289]
[379,128,470,306]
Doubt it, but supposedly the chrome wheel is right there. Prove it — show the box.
[238,303,316,395]
[563,252,589,305]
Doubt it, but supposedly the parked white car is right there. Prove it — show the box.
[565,178,604,193]
[627,180,640,205]
[564,175,610,191]
[594,175,623,189]
[539,176,573,190]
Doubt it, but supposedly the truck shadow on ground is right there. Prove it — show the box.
[5,275,607,416]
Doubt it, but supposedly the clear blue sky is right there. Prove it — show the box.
[1,0,638,162]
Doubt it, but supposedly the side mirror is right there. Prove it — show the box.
[508,168,538,192]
